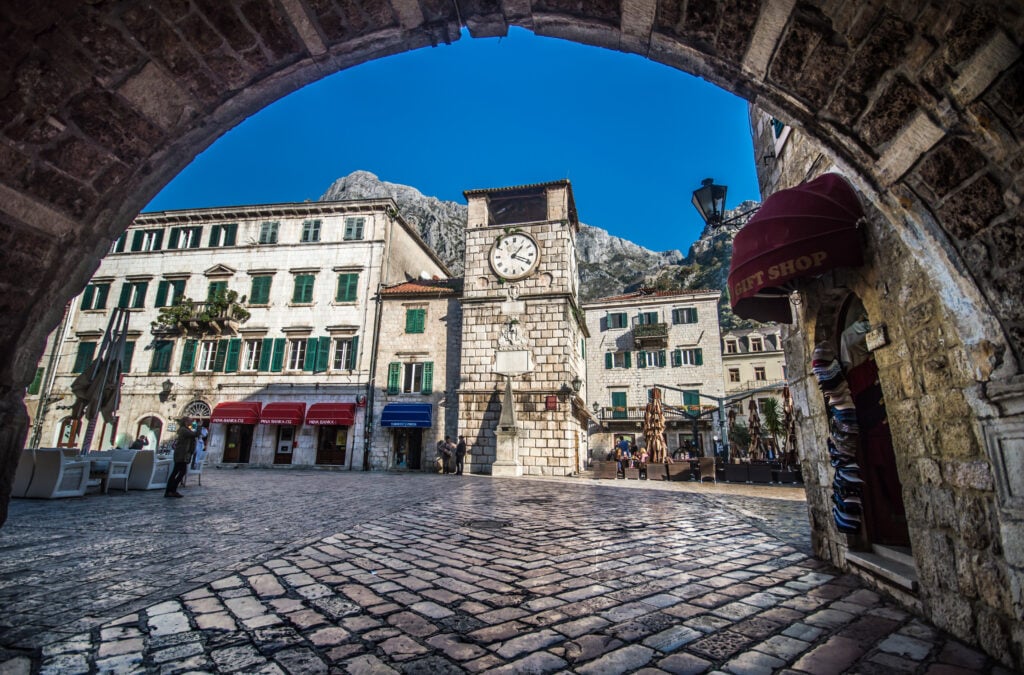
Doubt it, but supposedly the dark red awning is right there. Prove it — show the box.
[306,403,356,426]
[210,401,262,424]
[728,173,865,323]
[259,402,306,425]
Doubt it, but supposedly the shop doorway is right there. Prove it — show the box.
[838,295,911,549]
[392,429,423,470]
[316,426,348,465]
[274,426,295,465]
[222,424,254,463]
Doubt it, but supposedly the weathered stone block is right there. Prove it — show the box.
[939,173,1005,240]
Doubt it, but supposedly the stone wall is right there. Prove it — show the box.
[751,109,1023,668]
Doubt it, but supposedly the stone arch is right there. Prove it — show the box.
[0,0,1021,610]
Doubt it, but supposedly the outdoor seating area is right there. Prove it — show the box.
[591,457,803,485]
[13,447,177,498]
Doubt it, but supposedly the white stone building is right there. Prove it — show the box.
[722,326,788,420]
[583,288,725,459]
[371,278,462,471]
[27,199,449,470]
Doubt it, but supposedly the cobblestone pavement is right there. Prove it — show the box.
[0,470,1009,674]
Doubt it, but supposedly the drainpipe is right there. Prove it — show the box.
[29,302,74,448]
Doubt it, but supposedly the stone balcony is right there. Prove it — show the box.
[632,322,668,349]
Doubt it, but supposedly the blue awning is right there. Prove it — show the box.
[380,403,433,428]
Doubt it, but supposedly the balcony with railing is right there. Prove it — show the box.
[632,322,668,348]
[151,296,250,337]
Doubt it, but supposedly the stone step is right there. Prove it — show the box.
[846,549,919,593]
[874,544,915,568]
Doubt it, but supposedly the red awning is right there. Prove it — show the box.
[306,402,356,426]
[728,173,865,323]
[259,402,307,425]
[210,401,262,424]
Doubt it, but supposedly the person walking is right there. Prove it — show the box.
[165,417,198,498]
[455,435,468,476]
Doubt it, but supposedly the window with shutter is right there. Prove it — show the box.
[207,281,227,301]
[387,362,401,394]
[258,338,273,371]
[223,223,237,246]
[259,221,279,244]
[155,280,169,308]
[683,390,700,408]
[421,362,433,394]
[314,336,331,373]
[287,339,307,371]
[605,352,613,369]
[123,341,135,372]
[344,217,365,240]
[250,276,272,304]
[149,340,173,373]
[405,308,426,334]
[301,219,321,243]
[81,285,96,310]
[637,351,647,368]
[270,338,286,372]
[347,336,359,370]
[213,340,229,372]
[27,367,44,395]
[292,275,315,303]
[336,273,359,302]
[224,339,241,373]
[303,337,318,371]
[180,339,198,373]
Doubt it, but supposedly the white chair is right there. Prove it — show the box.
[12,448,35,498]
[24,448,90,498]
[104,448,138,493]
[182,453,206,487]
[126,450,173,490]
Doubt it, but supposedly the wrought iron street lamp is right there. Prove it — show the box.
[691,178,728,227]
[691,177,759,229]
[571,375,583,393]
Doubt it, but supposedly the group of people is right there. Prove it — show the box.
[610,436,650,472]
[436,435,468,475]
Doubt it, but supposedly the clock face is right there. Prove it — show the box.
[489,233,540,280]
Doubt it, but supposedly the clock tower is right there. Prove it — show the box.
[457,180,589,476]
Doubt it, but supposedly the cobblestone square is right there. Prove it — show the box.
[0,470,1010,673]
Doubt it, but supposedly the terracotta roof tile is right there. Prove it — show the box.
[381,278,461,296]
[589,287,720,303]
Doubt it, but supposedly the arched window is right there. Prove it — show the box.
[136,416,163,448]
[182,400,212,419]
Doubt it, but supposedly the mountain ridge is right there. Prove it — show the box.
[319,170,757,328]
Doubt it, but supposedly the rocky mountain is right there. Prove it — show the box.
[319,171,757,327]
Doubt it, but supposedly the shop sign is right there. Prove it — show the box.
[866,324,888,352]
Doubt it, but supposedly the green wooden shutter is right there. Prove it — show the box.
[27,367,44,395]
[95,283,110,309]
[180,339,197,373]
[212,340,228,371]
[224,338,241,373]
[150,341,173,372]
[224,223,237,246]
[208,281,227,301]
[314,337,331,372]
[347,336,358,370]
[421,362,434,394]
[672,349,681,367]
[387,362,401,394]
[293,275,314,303]
[637,351,647,368]
[171,280,185,304]
[132,282,148,308]
[168,227,181,249]
[684,390,700,407]
[114,233,127,252]
[80,285,95,310]
[153,230,164,250]
[624,351,631,368]
[258,338,273,371]
[189,227,202,248]
[118,283,132,308]
[405,308,425,333]
[122,341,135,372]
[131,231,143,251]
[605,352,613,369]
[303,337,318,371]
[695,348,703,366]
[337,273,358,302]
[270,338,286,372]
[658,350,667,367]
[155,280,169,308]
[209,224,222,247]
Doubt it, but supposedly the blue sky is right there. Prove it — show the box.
[146,28,761,252]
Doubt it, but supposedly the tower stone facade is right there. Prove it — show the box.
[457,181,589,476]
